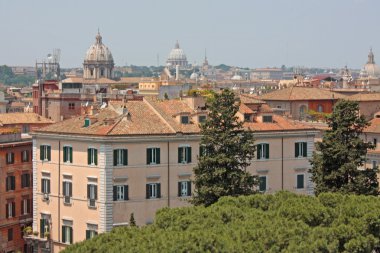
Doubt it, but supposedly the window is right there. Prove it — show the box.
[40,145,51,161]
[199,145,207,157]
[87,184,97,207]
[86,229,98,240]
[374,138,378,148]
[6,152,14,164]
[62,226,73,244]
[259,176,267,192]
[181,116,189,124]
[6,176,15,191]
[113,149,128,166]
[178,181,191,197]
[296,174,305,189]
[90,69,94,76]
[68,103,75,110]
[63,146,73,163]
[21,173,30,188]
[178,146,192,164]
[40,218,50,238]
[21,150,29,162]
[295,142,307,158]
[8,228,13,241]
[263,115,273,123]
[21,198,31,215]
[87,148,98,166]
[22,124,29,133]
[257,143,269,160]
[244,114,251,122]
[146,183,161,199]
[63,181,72,204]
[41,178,50,194]
[317,104,323,112]
[6,202,15,218]
[198,115,207,123]
[146,148,160,165]
[100,69,104,77]
[373,160,377,169]
[84,118,90,127]
[113,185,129,201]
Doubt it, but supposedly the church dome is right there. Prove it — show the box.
[84,32,114,63]
[363,48,380,78]
[166,41,188,68]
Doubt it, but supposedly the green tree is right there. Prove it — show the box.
[129,213,136,227]
[191,89,257,207]
[310,100,378,196]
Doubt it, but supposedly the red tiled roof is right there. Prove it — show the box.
[258,87,346,101]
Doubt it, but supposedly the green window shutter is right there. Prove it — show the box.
[87,149,91,165]
[94,185,98,200]
[146,184,150,199]
[178,147,183,163]
[94,149,98,165]
[69,182,72,197]
[40,145,44,160]
[156,148,160,164]
[63,147,67,162]
[70,227,73,244]
[86,230,90,240]
[157,183,161,198]
[303,142,307,157]
[265,144,270,159]
[295,143,299,157]
[87,185,90,199]
[178,182,181,197]
[113,186,117,201]
[297,174,304,189]
[63,182,67,196]
[123,149,128,166]
[113,150,118,166]
[124,185,129,200]
[41,179,44,193]
[147,148,151,165]
[40,219,45,237]
[11,176,15,190]
[257,144,262,159]
[47,146,51,161]
[70,147,73,163]
[187,147,192,163]
[187,181,191,196]
[62,226,66,243]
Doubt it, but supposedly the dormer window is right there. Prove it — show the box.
[84,118,91,127]
[244,114,251,122]
[263,115,273,123]
[198,115,206,123]
[181,116,189,124]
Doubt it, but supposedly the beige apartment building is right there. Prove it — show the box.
[30,95,317,252]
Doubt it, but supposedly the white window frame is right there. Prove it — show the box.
[88,183,97,207]
[115,149,125,166]
[62,225,72,244]
[116,185,124,201]
[295,141,307,158]
[179,145,191,164]
[296,173,305,189]
[7,202,13,218]
[148,183,158,199]
[22,199,28,215]
[6,152,13,163]
[22,150,28,162]
[88,148,97,166]
[180,181,189,197]
[41,178,50,194]
[257,143,269,160]
[148,147,159,165]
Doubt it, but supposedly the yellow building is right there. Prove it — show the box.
[30,95,317,252]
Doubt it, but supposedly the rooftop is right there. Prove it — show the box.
[0,113,54,126]
[347,93,380,102]
[258,87,346,101]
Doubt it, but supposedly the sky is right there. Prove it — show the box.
[0,0,379,69]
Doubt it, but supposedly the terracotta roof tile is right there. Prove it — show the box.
[348,93,380,102]
[364,118,380,133]
[258,87,346,101]
[244,115,315,132]
[0,113,54,125]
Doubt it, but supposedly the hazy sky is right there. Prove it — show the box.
[0,0,379,69]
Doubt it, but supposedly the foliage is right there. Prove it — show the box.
[63,192,380,253]
[0,65,35,86]
[191,89,257,206]
[307,109,330,122]
[310,100,378,196]
[214,64,231,71]
[129,213,136,227]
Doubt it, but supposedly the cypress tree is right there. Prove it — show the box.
[191,89,257,206]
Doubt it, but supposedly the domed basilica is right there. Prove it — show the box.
[83,32,114,79]
[360,48,380,79]
[166,41,188,69]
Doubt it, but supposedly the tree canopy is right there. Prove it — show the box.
[0,65,35,86]
[191,89,257,206]
[63,192,380,253]
[310,100,378,196]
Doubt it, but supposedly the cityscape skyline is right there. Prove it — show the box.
[0,0,379,69]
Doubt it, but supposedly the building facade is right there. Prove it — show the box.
[31,96,317,252]
[0,130,33,253]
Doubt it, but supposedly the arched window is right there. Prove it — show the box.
[299,105,307,119]
[90,69,94,76]
[100,68,104,77]
[317,104,323,112]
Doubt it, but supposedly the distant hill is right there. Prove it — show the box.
[63,192,380,252]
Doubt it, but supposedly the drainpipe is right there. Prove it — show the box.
[281,136,284,190]
[58,140,61,244]
[167,141,170,207]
